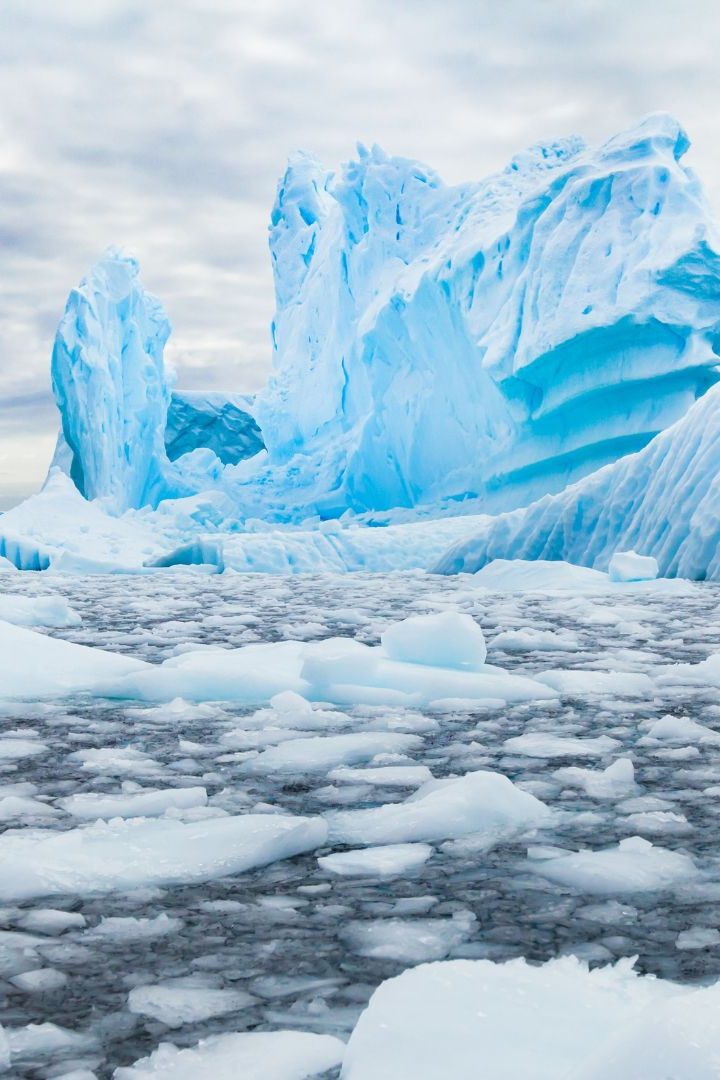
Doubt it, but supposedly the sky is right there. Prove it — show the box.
[1,0,719,507]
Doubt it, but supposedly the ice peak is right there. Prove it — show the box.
[599,111,691,164]
[51,250,172,513]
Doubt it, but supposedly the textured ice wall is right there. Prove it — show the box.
[51,249,172,513]
[256,113,720,517]
[435,380,720,580]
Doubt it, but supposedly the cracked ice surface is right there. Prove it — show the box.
[2,569,720,1075]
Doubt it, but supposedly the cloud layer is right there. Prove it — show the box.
[1,0,718,503]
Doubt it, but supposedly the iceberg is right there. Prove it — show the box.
[8,112,720,575]
[254,112,720,517]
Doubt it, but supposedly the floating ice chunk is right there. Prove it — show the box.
[318,843,432,878]
[115,1030,345,1079]
[86,913,182,941]
[10,968,68,993]
[0,813,327,901]
[471,560,612,593]
[105,627,556,708]
[553,758,638,799]
[343,911,475,964]
[608,550,659,583]
[529,836,698,894]
[380,611,486,669]
[505,733,620,759]
[328,770,550,847]
[490,627,578,652]
[4,1021,96,1061]
[67,747,161,777]
[0,594,81,628]
[328,765,433,787]
[242,732,422,775]
[0,619,147,699]
[126,698,222,724]
[642,713,720,744]
[105,640,308,703]
[623,811,691,836]
[534,669,654,697]
[16,909,86,935]
[58,786,208,820]
[128,982,255,1028]
[0,796,59,821]
[342,955,720,1080]
[301,639,557,709]
[676,927,720,950]
[0,738,48,761]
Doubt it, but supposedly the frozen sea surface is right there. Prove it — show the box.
[2,570,720,1076]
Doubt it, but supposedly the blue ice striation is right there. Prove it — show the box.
[254,112,720,517]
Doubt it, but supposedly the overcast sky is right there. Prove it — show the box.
[1,0,719,507]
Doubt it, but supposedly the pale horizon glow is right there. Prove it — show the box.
[1,0,719,506]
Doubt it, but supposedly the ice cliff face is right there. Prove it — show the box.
[434,379,720,580]
[255,113,720,516]
[51,249,172,514]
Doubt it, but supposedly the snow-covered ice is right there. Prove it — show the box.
[528,836,698,894]
[116,1030,345,1079]
[327,770,551,847]
[318,843,432,878]
[0,813,327,901]
[342,956,720,1079]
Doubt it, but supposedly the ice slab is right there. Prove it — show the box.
[116,1030,345,1079]
[380,611,486,669]
[528,836,698,894]
[127,982,255,1028]
[609,550,659,582]
[0,813,327,901]
[318,843,432,878]
[0,594,81,628]
[342,956,720,1079]
[328,770,551,847]
[0,619,147,699]
[58,786,208,820]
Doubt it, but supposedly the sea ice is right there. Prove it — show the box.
[503,733,620,759]
[128,982,255,1028]
[327,770,550,847]
[58,786,208,820]
[553,758,638,799]
[528,836,698,894]
[0,594,81,628]
[341,956,720,1079]
[242,733,423,775]
[115,1030,345,1079]
[608,550,659,583]
[318,843,432,878]
[0,813,327,901]
[0,619,146,699]
[380,611,486,669]
[342,911,476,964]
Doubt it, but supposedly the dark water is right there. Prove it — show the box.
[2,571,720,1077]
